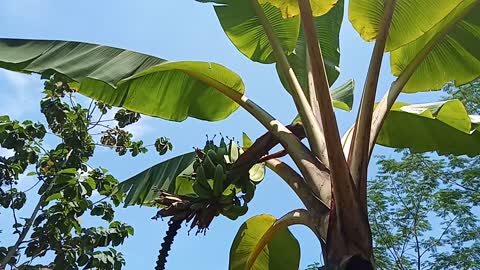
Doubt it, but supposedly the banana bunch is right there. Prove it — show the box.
[191,137,257,220]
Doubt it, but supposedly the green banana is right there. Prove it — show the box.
[213,164,225,197]
[206,149,218,164]
[203,138,216,152]
[243,181,256,203]
[195,165,212,198]
[202,154,217,178]
[215,147,227,166]
[218,194,234,205]
[193,181,212,199]
[192,159,201,172]
[221,204,248,220]
[190,201,206,210]
[219,137,227,150]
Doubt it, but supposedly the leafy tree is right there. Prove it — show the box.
[369,80,480,270]
[0,75,170,269]
[443,80,480,115]
[0,0,478,269]
[370,151,479,270]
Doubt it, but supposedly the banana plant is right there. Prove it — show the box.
[0,0,479,269]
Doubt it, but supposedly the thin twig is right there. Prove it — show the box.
[92,195,110,206]
[87,113,106,131]
[22,179,42,193]
[87,99,94,120]
[419,215,458,258]
[10,185,20,235]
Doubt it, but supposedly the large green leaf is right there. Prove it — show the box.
[291,80,355,124]
[391,1,480,93]
[331,79,354,111]
[229,214,300,270]
[377,100,480,157]
[0,38,245,121]
[259,0,338,18]
[280,0,344,89]
[197,0,300,64]
[116,152,197,206]
[349,0,467,51]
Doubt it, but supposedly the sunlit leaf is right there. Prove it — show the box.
[292,79,355,124]
[377,100,480,157]
[279,0,344,89]
[390,1,479,93]
[229,214,300,270]
[0,38,245,122]
[116,152,197,206]
[260,0,337,18]
[349,0,467,51]
[197,0,300,64]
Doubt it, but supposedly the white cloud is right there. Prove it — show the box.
[124,116,154,140]
[0,70,42,118]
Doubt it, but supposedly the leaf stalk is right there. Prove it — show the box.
[349,0,397,208]
[251,0,328,165]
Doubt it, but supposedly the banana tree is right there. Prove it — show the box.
[0,0,479,269]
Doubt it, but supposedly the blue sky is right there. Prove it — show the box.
[0,0,445,269]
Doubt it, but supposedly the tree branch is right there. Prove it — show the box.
[232,123,307,172]
[419,215,458,258]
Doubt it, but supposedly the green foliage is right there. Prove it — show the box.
[390,1,479,93]
[0,74,169,269]
[154,137,173,156]
[114,109,141,129]
[0,39,245,122]
[116,152,197,206]
[369,81,480,270]
[197,0,300,64]
[369,151,479,270]
[443,80,480,115]
[376,99,480,157]
[349,0,467,50]
[0,117,45,183]
[100,128,148,157]
[229,214,300,270]
[281,0,344,89]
